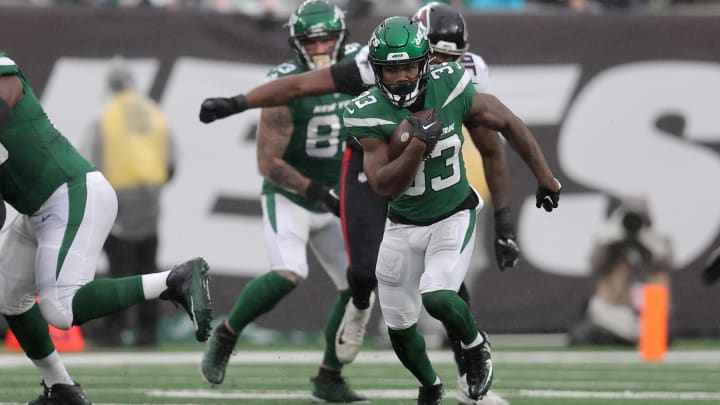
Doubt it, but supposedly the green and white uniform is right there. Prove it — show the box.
[0,53,118,328]
[260,43,361,283]
[345,61,478,222]
[344,62,480,328]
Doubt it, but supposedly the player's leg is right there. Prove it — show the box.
[445,282,470,374]
[202,193,309,385]
[376,223,443,400]
[35,173,211,340]
[96,233,133,346]
[341,146,385,309]
[307,213,366,402]
[336,146,386,363]
[419,210,493,401]
[0,215,90,404]
[135,234,161,346]
[446,201,488,378]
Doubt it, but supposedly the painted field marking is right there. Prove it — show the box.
[2,350,720,368]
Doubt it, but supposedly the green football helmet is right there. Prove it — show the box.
[288,0,347,70]
[369,16,431,108]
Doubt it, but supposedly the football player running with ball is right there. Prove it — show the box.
[343,17,560,404]
[200,1,366,402]
[199,6,560,405]
[0,52,212,405]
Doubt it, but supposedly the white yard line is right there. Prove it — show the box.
[4,386,720,404]
[146,388,720,401]
[512,389,720,400]
[2,350,720,368]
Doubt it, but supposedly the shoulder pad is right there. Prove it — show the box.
[267,60,302,79]
[343,42,363,58]
[462,52,490,92]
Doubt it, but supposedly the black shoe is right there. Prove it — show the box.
[28,381,91,405]
[310,368,368,403]
[201,322,238,385]
[417,383,444,405]
[464,330,493,400]
[160,257,212,341]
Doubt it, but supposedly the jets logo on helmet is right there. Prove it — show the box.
[388,52,410,60]
[369,16,431,108]
[413,2,469,61]
[288,0,348,70]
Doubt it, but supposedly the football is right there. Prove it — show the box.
[388,109,434,161]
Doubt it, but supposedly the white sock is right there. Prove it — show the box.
[433,376,442,386]
[31,351,73,386]
[141,270,172,300]
[461,332,484,349]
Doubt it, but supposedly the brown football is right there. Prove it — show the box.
[388,109,434,161]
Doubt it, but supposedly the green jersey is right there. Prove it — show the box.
[261,43,362,212]
[0,52,95,215]
[344,62,476,223]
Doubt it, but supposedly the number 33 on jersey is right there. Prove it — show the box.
[343,62,476,223]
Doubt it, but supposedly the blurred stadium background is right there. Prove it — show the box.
[1,1,720,403]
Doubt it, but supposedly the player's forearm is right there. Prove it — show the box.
[372,141,426,199]
[502,119,556,187]
[472,127,511,210]
[246,69,337,108]
[263,160,310,196]
[245,77,301,108]
[482,153,511,210]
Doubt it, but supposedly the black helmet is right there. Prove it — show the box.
[413,2,468,60]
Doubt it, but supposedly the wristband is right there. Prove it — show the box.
[494,207,514,236]
[306,180,326,201]
[0,97,12,132]
[231,94,248,114]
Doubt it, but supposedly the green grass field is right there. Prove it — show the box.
[2,338,720,404]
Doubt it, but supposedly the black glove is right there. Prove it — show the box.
[306,181,340,217]
[408,109,442,157]
[494,207,520,270]
[536,178,561,212]
[199,94,248,123]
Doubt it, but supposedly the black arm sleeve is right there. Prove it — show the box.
[330,59,367,96]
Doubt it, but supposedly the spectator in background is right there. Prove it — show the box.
[84,58,176,347]
[568,196,674,346]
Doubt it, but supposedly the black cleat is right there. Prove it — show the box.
[464,330,494,400]
[201,322,238,385]
[417,383,444,405]
[310,368,368,403]
[160,257,212,341]
[28,381,91,405]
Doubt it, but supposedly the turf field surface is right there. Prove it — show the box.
[2,348,720,404]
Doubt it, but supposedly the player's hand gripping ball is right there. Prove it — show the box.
[389,109,441,161]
